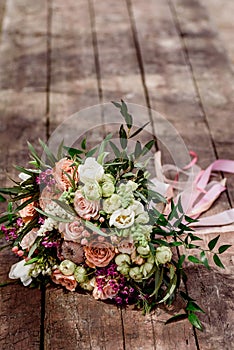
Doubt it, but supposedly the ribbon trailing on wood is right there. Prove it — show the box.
[153,152,234,231]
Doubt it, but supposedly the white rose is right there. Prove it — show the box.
[155,246,172,264]
[103,194,121,214]
[9,260,34,286]
[126,180,138,192]
[109,208,135,229]
[135,212,149,224]
[82,181,102,200]
[78,158,104,184]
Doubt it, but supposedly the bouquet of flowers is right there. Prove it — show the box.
[0,101,231,331]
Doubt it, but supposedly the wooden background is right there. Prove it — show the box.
[0,0,233,349]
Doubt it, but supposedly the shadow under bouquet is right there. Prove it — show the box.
[0,101,232,331]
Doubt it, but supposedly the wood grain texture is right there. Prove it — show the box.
[0,0,233,348]
[0,1,47,349]
[170,0,234,348]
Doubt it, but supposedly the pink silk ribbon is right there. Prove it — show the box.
[153,152,234,230]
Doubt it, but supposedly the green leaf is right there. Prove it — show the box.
[24,257,39,265]
[218,245,232,254]
[0,213,17,225]
[111,101,121,108]
[122,172,135,178]
[184,215,198,224]
[52,199,77,216]
[188,255,201,264]
[109,141,121,158]
[98,133,113,156]
[152,239,170,247]
[28,237,42,258]
[158,273,177,303]
[177,197,183,213]
[34,207,73,223]
[83,220,108,237]
[200,251,210,269]
[85,147,98,158]
[165,314,188,325]
[14,217,39,245]
[119,124,127,149]
[177,254,185,269]
[134,141,142,159]
[27,141,46,168]
[57,140,65,159]
[180,291,194,302]
[39,139,57,165]
[120,100,133,129]
[188,313,203,331]
[168,202,179,221]
[81,138,86,150]
[213,254,225,269]
[150,267,164,297]
[0,194,6,202]
[129,122,150,139]
[97,152,109,165]
[208,235,220,251]
[189,234,203,241]
[63,146,83,157]
[186,301,205,313]
[141,140,155,156]
[170,241,183,247]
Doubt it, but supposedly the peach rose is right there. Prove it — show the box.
[93,282,118,300]
[84,240,116,268]
[19,197,37,223]
[74,190,99,220]
[51,269,77,291]
[20,228,38,250]
[53,158,79,191]
[59,220,89,243]
[39,186,60,211]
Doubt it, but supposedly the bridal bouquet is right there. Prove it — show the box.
[0,101,231,330]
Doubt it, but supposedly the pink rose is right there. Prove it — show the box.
[20,228,38,250]
[59,220,89,243]
[74,190,99,220]
[39,186,60,211]
[93,281,118,300]
[53,158,79,191]
[51,269,77,291]
[84,240,116,268]
[19,197,37,223]
[118,238,136,254]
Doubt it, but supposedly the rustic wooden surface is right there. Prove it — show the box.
[0,0,233,349]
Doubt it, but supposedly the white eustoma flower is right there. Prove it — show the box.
[109,208,135,229]
[9,260,34,286]
[78,158,104,184]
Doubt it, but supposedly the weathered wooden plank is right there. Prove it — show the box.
[46,289,124,350]
[129,0,234,349]
[0,0,48,348]
[171,0,234,203]
[92,1,158,348]
[92,0,145,105]
[204,0,234,67]
[169,0,234,348]
[44,1,124,349]
[48,0,100,134]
